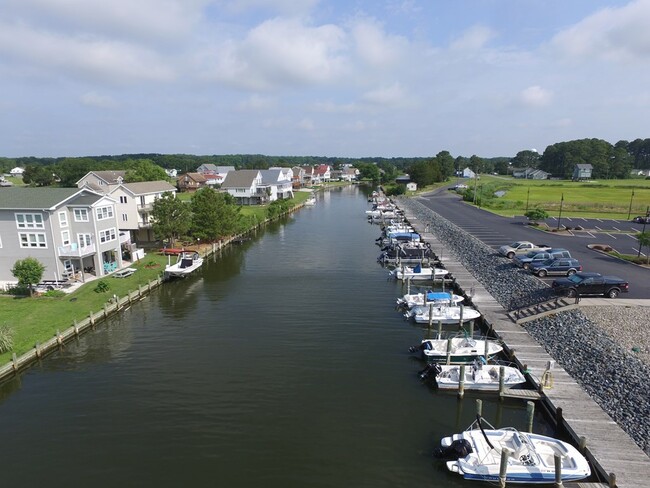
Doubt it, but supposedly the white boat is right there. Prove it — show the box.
[434,416,591,484]
[409,336,503,363]
[407,304,481,324]
[164,251,203,278]
[397,291,464,309]
[390,264,448,281]
[419,361,526,391]
[305,195,316,206]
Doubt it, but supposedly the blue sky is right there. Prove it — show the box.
[1,0,649,158]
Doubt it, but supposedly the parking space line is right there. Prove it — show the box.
[606,233,617,239]
[586,231,595,238]
[626,234,639,240]
[612,227,621,231]
[596,219,603,222]
[632,248,647,257]
[595,226,602,231]
[612,220,621,223]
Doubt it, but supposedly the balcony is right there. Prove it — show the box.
[137,203,153,213]
[138,221,152,229]
[57,242,96,258]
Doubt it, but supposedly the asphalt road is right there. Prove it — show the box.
[415,189,650,299]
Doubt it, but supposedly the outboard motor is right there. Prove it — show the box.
[433,439,473,459]
[418,362,442,381]
[409,341,433,353]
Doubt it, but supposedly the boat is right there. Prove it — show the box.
[390,264,448,281]
[409,336,503,363]
[305,195,316,206]
[378,243,436,265]
[164,251,203,279]
[397,291,464,309]
[419,361,526,391]
[406,304,481,324]
[434,415,591,484]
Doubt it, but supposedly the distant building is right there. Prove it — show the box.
[572,164,593,181]
[9,167,25,177]
[512,167,549,180]
[176,172,207,192]
[406,182,417,191]
[462,167,476,179]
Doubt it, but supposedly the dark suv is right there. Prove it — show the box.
[513,248,571,269]
[632,215,650,224]
[529,258,582,277]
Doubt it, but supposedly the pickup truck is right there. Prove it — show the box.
[498,241,551,259]
[551,272,629,298]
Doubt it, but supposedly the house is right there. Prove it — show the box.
[300,166,315,186]
[213,166,236,186]
[406,182,417,191]
[573,164,593,180]
[220,170,265,205]
[165,169,178,178]
[512,168,549,180]
[340,167,359,182]
[631,169,650,177]
[260,169,294,201]
[291,167,305,188]
[462,167,476,179]
[176,172,207,192]
[9,167,25,177]
[0,187,128,289]
[196,163,219,175]
[108,181,178,244]
[314,164,331,183]
[77,170,126,192]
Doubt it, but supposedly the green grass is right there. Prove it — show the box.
[467,176,650,219]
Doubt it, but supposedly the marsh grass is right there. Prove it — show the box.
[0,324,13,353]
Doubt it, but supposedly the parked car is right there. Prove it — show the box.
[513,248,572,269]
[529,258,582,277]
[632,215,650,224]
[498,241,551,259]
[551,272,629,298]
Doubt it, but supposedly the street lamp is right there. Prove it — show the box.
[638,205,649,258]
[557,193,564,230]
[627,189,635,220]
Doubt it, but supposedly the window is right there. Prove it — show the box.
[122,213,128,222]
[59,211,68,228]
[120,196,128,204]
[61,230,71,246]
[99,228,116,243]
[96,206,114,220]
[16,213,44,229]
[19,233,47,248]
[74,208,89,222]
[77,234,92,248]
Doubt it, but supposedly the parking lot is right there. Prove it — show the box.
[416,190,650,299]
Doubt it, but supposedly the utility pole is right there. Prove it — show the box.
[557,193,564,230]
[627,189,635,220]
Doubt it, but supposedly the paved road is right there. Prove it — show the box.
[415,189,650,299]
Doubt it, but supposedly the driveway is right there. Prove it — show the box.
[415,189,650,299]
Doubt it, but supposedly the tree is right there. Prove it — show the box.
[124,159,169,183]
[637,232,650,264]
[435,151,456,180]
[356,163,381,181]
[11,257,45,296]
[150,192,191,247]
[525,208,549,223]
[511,150,540,169]
[190,188,241,242]
[23,165,55,186]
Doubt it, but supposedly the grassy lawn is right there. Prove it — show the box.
[464,176,650,219]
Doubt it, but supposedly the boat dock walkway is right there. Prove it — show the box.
[401,208,650,488]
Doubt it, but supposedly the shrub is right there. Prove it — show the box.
[43,289,66,298]
[0,324,14,353]
[94,280,110,293]
[525,208,549,221]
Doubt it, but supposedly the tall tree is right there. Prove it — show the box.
[190,188,241,242]
[124,159,169,182]
[150,192,191,247]
[11,257,45,297]
[435,150,455,180]
[511,150,540,168]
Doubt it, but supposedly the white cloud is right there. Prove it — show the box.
[520,85,553,108]
[219,0,319,15]
[238,94,278,111]
[351,19,408,68]
[361,83,408,107]
[80,92,117,109]
[550,0,650,63]
[449,25,496,51]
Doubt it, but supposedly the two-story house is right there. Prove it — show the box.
[220,170,265,205]
[77,170,126,192]
[0,187,127,289]
[573,164,593,180]
[177,172,207,192]
[259,169,294,201]
[291,167,305,189]
[314,164,331,183]
[108,181,177,243]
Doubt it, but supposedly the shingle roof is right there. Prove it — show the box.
[121,181,177,195]
[0,187,87,209]
[87,170,126,184]
[259,169,282,184]
[221,170,260,188]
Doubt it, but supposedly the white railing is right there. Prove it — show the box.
[57,242,96,257]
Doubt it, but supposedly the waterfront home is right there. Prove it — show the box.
[314,164,331,183]
[221,170,265,205]
[0,187,125,289]
[9,167,25,177]
[292,166,305,188]
[176,172,208,192]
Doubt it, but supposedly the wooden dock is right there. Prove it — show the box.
[401,206,650,488]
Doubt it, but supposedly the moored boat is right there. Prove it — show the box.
[419,361,526,391]
[407,304,481,324]
[390,264,448,281]
[409,336,503,363]
[397,290,464,309]
[164,251,203,279]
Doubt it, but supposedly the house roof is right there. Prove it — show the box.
[314,164,330,175]
[576,164,593,170]
[178,172,207,183]
[221,170,260,188]
[117,181,177,196]
[76,170,126,186]
[259,169,283,184]
[197,163,219,173]
[0,187,96,210]
[215,166,235,173]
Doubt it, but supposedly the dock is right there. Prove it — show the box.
[400,206,650,488]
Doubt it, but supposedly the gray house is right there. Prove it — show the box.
[221,170,265,205]
[512,167,549,180]
[0,187,127,289]
[573,164,593,180]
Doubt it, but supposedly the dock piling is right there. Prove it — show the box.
[458,364,466,399]
[526,401,535,433]
[554,453,564,487]
[499,448,512,488]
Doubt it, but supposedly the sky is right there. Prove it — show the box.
[1,0,649,159]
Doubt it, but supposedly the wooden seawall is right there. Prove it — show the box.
[400,206,650,488]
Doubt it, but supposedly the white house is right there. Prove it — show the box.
[260,169,294,201]
[76,170,126,192]
[220,170,265,205]
[10,167,25,177]
[462,167,476,179]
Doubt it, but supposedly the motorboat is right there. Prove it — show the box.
[397,291,464,309]
[304,195,316,206]
[419,361,526,391]
[390,264,448,281]
[164,251,203,279]
[407,304,481,324]
[409,336,503,363]
[434,416,591,484]
[378,243,436,265]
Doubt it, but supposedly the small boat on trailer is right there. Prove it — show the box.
[409,336,503,363]
[419,361,526,391]
[164,251,203,279]
[434,415,591,484]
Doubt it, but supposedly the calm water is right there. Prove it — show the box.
[0,186,543,487]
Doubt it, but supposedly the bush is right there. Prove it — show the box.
[0,324,14,353]
[94,280,110,293]
[525,208,549,221]
[43,289,66,298]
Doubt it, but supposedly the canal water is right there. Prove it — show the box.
[0,186,545,487]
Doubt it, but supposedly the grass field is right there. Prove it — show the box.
[460,176,650,219]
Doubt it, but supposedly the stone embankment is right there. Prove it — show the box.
[398,196,650,456]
